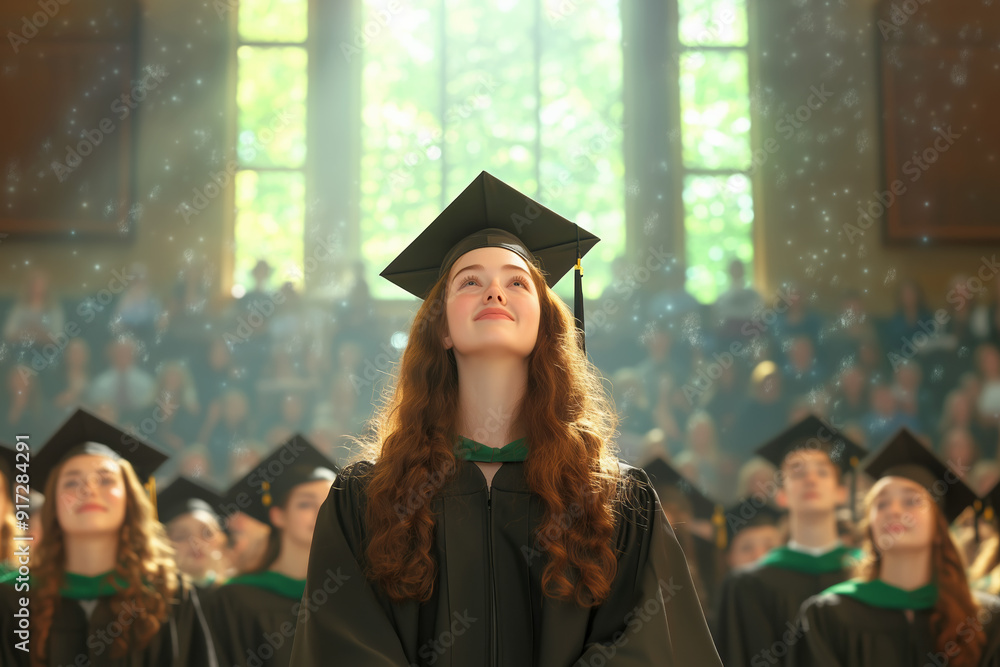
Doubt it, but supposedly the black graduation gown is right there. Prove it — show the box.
[789,590,1000,667]
[0,580,28,667]
[203,578,302,667]
[289,459,723,667]
[40,576,217,667]
[713,560,853,667]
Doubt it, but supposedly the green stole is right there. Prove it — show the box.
[226,570,306,600]
[758,545,861,574]
[823,578,938,610]
[453,435,529,463]
[61,571,131,600]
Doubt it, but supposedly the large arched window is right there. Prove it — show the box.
[357,0,626,302]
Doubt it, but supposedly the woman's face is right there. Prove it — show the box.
[55,454,128,537]
[271,480,333,549]
[442,247,540,361]
[168,512,226,576]
[868,477,936,555]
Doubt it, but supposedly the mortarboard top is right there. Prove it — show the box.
[642,456,728,550]
[755,414,867,475]
[378,171,599,350]
[862,427,979,524]
[157,476,226,527]
[724,500,786,549]
[225,434,338,527]
[33,408,169,510]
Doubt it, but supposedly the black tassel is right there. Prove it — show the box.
[574,226,586,353]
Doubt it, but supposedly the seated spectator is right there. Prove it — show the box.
[47,338,92,414]
[860,382,920,443]
[1,363,47,438]
[198,388,254,480]
[110,262,166,345]
[773,281,823,348]
[263,391,311,447]
[2,269,65,356]
[938,427,979,482]
[150,360,202,454]
[734,457,779,508]
[891,359,935,432]
[712,258,764,342]
[86,335,156,423]
[879,278,933,353]
[610,367,655,440]
[829,365,870,427]
[781,335,825,397]
[725,361,790,465]
[975,343,1000,450]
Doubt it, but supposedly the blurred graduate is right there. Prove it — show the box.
[713,415,866,667]
[28,408,217,667]
[202,435,336,667]
[289,172,723,666]
[790,428,1000,666]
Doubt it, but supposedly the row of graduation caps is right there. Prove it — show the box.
[0,409,991,552]
[0,407,338,536]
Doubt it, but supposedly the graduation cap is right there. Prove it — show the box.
[755,414,867,521]
[723,500,786,550]
[862,427,979,525]
[34,408,169,515]
[225,434,338,526]
[157,476,226,527]
[378,171,600,351]
[642,457,727,550]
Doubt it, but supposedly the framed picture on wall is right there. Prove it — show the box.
[0,0,142,240]
[877,0,1000,242]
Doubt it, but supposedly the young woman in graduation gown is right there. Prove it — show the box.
[289,172,723,667]
[29,410,217,667]
[0,443,20,577]
[790,431,1000,667]
[203,443,335,667]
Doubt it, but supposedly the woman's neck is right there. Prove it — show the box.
[269,538,310,580]
[880,549,932,590]
[64,534,118,576]
[454,355,528,448]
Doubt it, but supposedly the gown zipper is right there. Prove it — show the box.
[487,484,498,667]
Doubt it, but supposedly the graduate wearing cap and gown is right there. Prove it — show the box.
[971,480,1000,595]
[790,428,1000,667]
[202,435,337,667]
[289,171,722,667]
[158,477,229,591]
[0,443,28,665]
[28,408,217,667]
[713,415,865,667]
[641,456,727,624]
[0,442,21,576]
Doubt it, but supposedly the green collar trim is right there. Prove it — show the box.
[454,435,528,463]
[759,545,861,575]
[824,578,938,610]
[61,571,130,600]
[226,570,305,600]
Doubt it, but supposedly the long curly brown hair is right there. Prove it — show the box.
[356,255,622,607]
[855,484,985,667]
[32,454,180,664]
